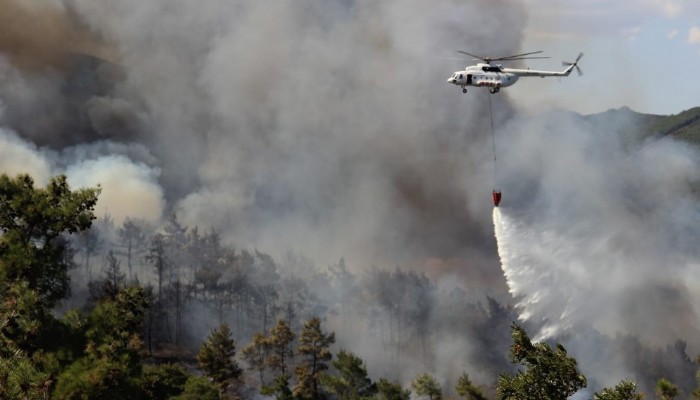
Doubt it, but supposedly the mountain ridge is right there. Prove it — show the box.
[582,106,700,145]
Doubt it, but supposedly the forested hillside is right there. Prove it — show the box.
[2,173,700,399]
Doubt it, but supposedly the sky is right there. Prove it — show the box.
[506,0,700,115]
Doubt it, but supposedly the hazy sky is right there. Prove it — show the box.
[502,0,700,115]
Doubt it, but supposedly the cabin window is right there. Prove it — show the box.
[459,74,463,79]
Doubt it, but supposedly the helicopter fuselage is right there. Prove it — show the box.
[447,61,576,94]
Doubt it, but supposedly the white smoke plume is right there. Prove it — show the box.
[492,110,700,348]
[0,129,53,184]
[66,155,164,224]
[0,126,164,225]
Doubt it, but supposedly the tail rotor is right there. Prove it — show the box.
[562,52,584,76]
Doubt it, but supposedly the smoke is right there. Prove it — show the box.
[491,110,700,390]
[1,0,527,383]
[0,0,112,70]
[59,0,526,267]
[5,0,700,393]
[66,155,164,224]
[0,127,164,225]
[0,129,53,184]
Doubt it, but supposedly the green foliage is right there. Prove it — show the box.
[0,174,101,398]
[198,323,242,392]
[170,375,222,400]
[242,332,269,385]
[139,363,189,400]
[455,372,487,400]
[411,373,442,400]
[496,323,587,400]
[647,107,700,144]
[87,286,149,349]
[0,281,45,355]
[52,354,143,399]
[267,319,295,375]
[53,285,151,399]
[376,378,411,400]
[294,365,317,400]
[656,378,679,400]
[0,174,100,307]
[0,174,99,356]
[593,380,644,400]
[261,374,294,400]
[294,317,335,400]
[0,357,51,400]
[89,251,126,301]
[322,350,376,400]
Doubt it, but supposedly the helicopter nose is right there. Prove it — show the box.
[447,77,454,84]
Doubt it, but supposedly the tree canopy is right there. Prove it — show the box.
[497,323,587,400]
[0,174,99,308]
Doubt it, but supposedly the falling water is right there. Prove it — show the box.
[492,207,579,340]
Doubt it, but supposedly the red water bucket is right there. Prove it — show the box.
[492,190,502,207]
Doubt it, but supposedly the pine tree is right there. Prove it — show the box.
[117,217,148,279]
[242,332,269,386]
[102,250,126,299]
[0,174,99,308]
[594,380,644,400]
[656,378,679,400]
[411,373,442,400]
[294,317,335,400]
[198,323,242,393]
[267,319,295,376]
[261,374,294,400]
[377,378,411,400]
[497,323,587,400]
[172,376,222,400]
[0,174,98,355]
[53,285,151,399]
[323,350,376,400]
[455,372,487,400]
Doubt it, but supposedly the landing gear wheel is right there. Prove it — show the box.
[490,87,500,94]
[462,88,467,93]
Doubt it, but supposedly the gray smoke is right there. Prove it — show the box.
[63,0,526,267]
[4,0,700,394]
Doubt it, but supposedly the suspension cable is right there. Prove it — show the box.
[488,92,497,189]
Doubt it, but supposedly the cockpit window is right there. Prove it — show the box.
[459,74,463,79]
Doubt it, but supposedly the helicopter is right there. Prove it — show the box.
[446,51,583,94]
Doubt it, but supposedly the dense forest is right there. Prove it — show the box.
[2,173,700,400]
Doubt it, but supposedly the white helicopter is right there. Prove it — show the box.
[446,50,583,94]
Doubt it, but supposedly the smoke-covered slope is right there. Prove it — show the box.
[583,105,700,146]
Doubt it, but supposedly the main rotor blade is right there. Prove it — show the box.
[457,50,485,60]
[501,56,550,61]
[495,50,544,60]
[456,50,549,63]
